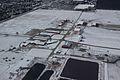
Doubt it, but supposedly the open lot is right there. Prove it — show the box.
[0,35,27,51]
[0,9,81,35]
[80,10,120,25]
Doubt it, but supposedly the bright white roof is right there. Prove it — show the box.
[65,35,81,43]
[27,48,52,58]
[51,34,64,39]
[76,21,84,25]
[74,4,95,10]
[74,28,81,31]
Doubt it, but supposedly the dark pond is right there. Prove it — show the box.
[39,70,54,80]
[96,0,120,10]
[22,63,45,80]
[61,58,99,80]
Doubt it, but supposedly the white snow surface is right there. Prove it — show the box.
[80,10,120,25]
[0,10,81,35]
[27,48,52,58]
[82,27,120,49]
[0,35,27,51]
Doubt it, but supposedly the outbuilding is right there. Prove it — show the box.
[74,4,95,11]
[75,21,87,26]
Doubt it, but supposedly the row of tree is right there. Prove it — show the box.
[0,0,42,21]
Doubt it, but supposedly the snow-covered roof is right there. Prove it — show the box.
[74,28,81,32]
[75,21,84,25]
[74,4,95,10]
[51,34,64,39]
[65,35,81,43]
[33,36,50,41]
[27,48,52,58]
[20,39,46,47]
[87,22,98,26]
[40,32,54,37]
[45,29,61,34]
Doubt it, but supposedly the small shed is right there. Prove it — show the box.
[74,4,95,11]
[74,27,81,32]
[75,21,87,26]
[87,22,100,27]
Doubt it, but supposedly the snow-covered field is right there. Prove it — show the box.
[81,27,120,55]
[82,27,120,48]
[108,62,120,80]
[0,9,120,80]
[80,10,120,25]
[0,35,27,51]
[0,10,81,35]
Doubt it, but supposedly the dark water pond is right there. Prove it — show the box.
[39,70,54,80]
[96,0,120,10]
[61,58,99,80]
[22,63,45,80]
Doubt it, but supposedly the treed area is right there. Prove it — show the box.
[0,0,93,22]
[0,0,42,21]
[0,0,86,22]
